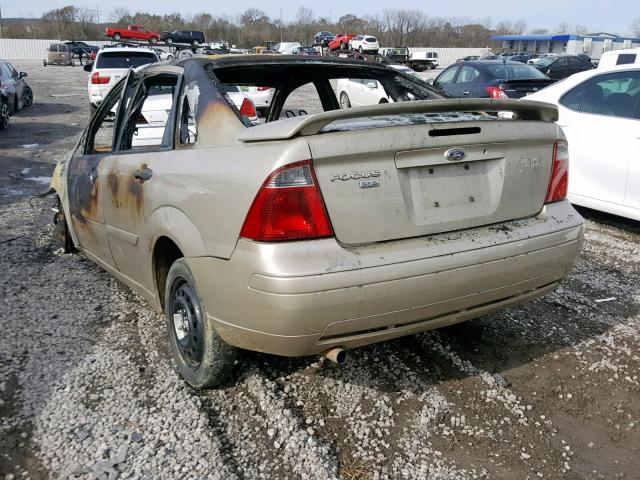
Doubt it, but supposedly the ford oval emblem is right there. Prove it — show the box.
[444,148,466,161]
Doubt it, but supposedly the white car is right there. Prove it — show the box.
[598,48,640,69]
[275,42,301,55]
[152,47,174,61]
[349,35,379,53]
[525,65,640,220]
[238,86,275,116]
[336,65,420,107]
[528,53,558,65]
[87,47,158,111]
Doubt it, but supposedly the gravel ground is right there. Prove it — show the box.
[1,61,639,480]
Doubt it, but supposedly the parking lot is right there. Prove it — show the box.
[1,61,639,480]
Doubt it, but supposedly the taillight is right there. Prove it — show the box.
[91,72,110,85]
[257,86,270,91]
[240,160,334,241]
[239,97,257,117]
[545,140,569,203]
[485,86,508,99]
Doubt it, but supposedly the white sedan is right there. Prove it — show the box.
[336,65,420,108]
[349,35,379,53]
[525,65,640,220]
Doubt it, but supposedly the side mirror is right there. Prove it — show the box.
[366,81,377,89]
[19,72,28,78]
[83,62,93,72]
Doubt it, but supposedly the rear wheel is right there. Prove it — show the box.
[192,40,200,47]
[0,99,9,130]
[165,259,236,389]
[340,92,351,109]
[113,33,121,41]
[23,86,33,107]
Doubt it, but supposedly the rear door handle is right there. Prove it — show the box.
[133,167,153,182]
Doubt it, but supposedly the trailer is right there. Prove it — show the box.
[379,47,438,71]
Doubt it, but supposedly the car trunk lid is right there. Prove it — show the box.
[497,79,556,98]
[239,99,559,246]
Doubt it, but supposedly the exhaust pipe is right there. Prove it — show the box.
[323,347,347,364]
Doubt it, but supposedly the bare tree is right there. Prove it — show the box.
[295,6,314,45]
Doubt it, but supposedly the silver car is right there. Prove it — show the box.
[51,56,584,388]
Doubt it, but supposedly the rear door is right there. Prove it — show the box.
[559,71,640,207]
[101,69,181,293]
[308,117,557,245]
[448,65,479,97]
[433,65,460,96]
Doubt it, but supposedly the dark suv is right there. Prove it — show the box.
[313,32,335,47]
[161,30,206,46]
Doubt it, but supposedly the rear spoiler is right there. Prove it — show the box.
[238,99,558,142]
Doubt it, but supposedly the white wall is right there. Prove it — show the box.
[0,39,114,61]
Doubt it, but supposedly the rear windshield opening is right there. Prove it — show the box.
[487,64,548,80]
[207,61,440,126]
[96,52,158,69]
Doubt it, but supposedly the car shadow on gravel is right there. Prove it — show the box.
[18,103,81,117]
[574,206,640,235]
[0,122,81,146]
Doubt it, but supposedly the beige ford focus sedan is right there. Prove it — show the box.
[51,56,584,388]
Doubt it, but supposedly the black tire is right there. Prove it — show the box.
[89,103,98,116]
[113,33,121,41]
[53,197,75,253]
[165,259,236,389]
[149,37,158,45]
[23,86,33,107]
[0,99,9,130]
[340,92,351,109]
[43,60,47,67]
[379,98,389,104]
[192,40,200,47]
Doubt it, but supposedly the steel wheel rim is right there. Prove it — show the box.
[170,279,205,369]
[24,88,33,106]
[0,103,9,128]
[340,93,350,109]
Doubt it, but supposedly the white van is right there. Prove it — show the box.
[598,48,640,69]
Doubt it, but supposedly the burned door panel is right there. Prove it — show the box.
[66,151,116,268]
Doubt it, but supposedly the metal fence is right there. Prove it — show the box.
[0,39,113,61]
[1,39,490,67]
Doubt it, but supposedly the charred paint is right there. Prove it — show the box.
[67,154,103,226]
[127,164,146,214]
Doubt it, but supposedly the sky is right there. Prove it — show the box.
[2,0,637,36]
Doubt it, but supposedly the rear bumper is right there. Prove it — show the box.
[187,201,583,356]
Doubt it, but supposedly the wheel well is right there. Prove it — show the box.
[153,236,183,311]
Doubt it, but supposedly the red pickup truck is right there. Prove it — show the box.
[105,25,160,44]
